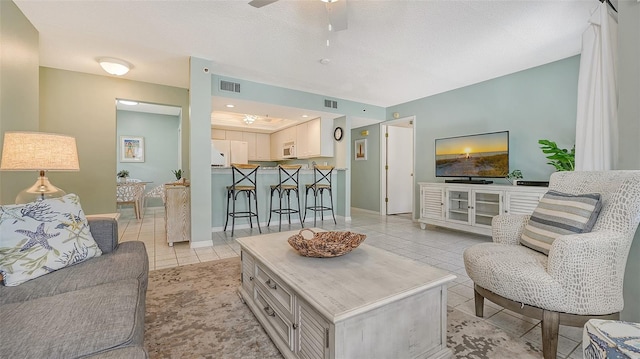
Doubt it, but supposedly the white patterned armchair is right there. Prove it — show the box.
[464,171,640,359]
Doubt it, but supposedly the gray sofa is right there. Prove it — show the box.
[0,217,149,358]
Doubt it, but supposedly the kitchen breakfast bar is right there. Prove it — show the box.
[211,167,349,231]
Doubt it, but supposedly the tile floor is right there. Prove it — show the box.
[117,206,584,359]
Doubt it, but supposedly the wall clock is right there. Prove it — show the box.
[334,127,344,141]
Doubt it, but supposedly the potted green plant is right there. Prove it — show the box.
[506,169,523,185]
[538,140,575,171]
[172,169,184,183]
[117,170,130,182]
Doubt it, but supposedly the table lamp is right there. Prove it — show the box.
[0,131,80,204]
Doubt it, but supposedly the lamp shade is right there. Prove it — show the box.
[0,131,80,171]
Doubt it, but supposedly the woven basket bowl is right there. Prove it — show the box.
[287,229,367,258]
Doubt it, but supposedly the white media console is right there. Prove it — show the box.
[418,182,548,236]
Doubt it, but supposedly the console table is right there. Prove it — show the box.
[419,182,548,236]
[164,183,190,246]
[237,230,456,359]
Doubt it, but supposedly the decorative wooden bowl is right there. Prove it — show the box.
[287,229,366,258]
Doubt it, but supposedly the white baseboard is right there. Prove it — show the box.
[351,207,382,215]
[211,215,349,233]
[190,240,214,249]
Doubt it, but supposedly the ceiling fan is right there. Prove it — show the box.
[248,0,348,31]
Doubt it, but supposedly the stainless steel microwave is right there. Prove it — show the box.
[282,142,296,159]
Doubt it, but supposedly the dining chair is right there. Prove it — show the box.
[144,184,166,209]
[116,182,145,219]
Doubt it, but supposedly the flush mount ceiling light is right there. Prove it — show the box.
[226,104,235,108]
[243,115,257,125]
[320,0,339,3]
[98,57,131,76]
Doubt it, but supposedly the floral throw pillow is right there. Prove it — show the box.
[0,194,102,286]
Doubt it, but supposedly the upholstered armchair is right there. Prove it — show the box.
[464,171,640,359]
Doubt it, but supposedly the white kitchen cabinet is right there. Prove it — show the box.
[295,123,309,158]
[281,127,296,142]
[225,130,244,141]
[242,132,257,161]
[256,133,271,161]
[295,117,333,159]
[211,128,226,140]
[271,130,284,160]
[419,182,547,236]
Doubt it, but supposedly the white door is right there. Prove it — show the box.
[386,126,413,214]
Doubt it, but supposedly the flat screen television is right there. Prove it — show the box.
[435,131,509,184]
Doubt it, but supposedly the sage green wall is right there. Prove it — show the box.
[38,68,189,214]
[617,1,640,323]
[386,56,580,216]
[189,57,213,246]
[0,1,40,204]
[116,110,180,207]
[212,75,386,121]
[350,124,380,212]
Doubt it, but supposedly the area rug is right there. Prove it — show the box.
[144,258,542,359]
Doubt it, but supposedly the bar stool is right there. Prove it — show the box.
[224,163,261,236]
[303,165,336,226]
[268,165,303,231]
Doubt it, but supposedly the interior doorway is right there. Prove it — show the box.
[116,100,182,207]
[380,116,415,216]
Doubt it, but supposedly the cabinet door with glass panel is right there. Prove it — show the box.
[472,190,503,228]
[446,189,472,225]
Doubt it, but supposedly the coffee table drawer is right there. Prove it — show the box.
[255,263,294,317]
[255,286,294,351]
[241,251,255,294]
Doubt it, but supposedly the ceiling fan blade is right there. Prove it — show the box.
[248,0,278,8]
[326,0,347,31]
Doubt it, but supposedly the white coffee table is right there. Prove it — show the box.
[237,229,456,359]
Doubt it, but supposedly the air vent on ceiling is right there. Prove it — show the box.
[220,80,241,93]
[324,99,338,109]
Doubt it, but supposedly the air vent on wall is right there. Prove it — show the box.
[324,99,338,109]
[220,80,241,93]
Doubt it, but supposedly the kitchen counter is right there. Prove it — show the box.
[211,167,348,230]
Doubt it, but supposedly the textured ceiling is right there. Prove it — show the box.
[15,0,596,109]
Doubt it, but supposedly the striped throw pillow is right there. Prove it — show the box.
[520,190,602,255]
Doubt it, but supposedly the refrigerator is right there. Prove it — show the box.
[211,140,248,166]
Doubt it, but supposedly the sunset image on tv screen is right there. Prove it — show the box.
[435,132,508,177]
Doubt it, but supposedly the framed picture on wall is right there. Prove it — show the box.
[120,136,145,162]
[355,139,367,161]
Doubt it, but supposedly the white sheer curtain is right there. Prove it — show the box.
[575,2,618,171]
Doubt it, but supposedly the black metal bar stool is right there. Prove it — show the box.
[303,165,336,226]
[268,164,303,231]
[224,163,261,236]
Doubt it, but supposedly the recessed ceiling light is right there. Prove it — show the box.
[319,58,331,65]
[226,104,235,108]
[118,100,139,106]
[98,57,131,76]
[302,115,309,118]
